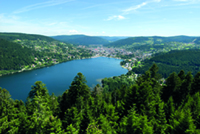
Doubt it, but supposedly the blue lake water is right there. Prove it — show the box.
[0,57,128,102]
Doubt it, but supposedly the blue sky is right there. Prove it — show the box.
[0,0,200,36]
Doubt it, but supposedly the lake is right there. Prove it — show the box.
[0,57,128,102]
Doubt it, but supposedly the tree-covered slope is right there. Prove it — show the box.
[130,49,200,77]
[105,36,198,48]
[51,35,109,45]
[0,38,35,70]
[0,33,55,42]
[98,36,129,42]
[194,37,200,44]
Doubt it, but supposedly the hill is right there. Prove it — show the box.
[98,36,129,42]
[0,32,55,42]
[0,38,35,71]
[130,49,200,77]
[0,33,94,76]
[51,35,109,45]
[105,36,198,47]
[194,37,200,44]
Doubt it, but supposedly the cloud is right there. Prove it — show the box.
[13,0,73,14]
[0,14,81,36]
[173,0,200,2]
[174,0,191,1]
[107,15,125,21]
[123,0,161,13]
[69,30,78,34]
[123,2,147,13]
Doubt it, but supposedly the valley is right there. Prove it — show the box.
[2,33,200,133]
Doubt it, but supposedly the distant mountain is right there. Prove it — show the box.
[98,36,129,42]
[194,37,200,44]
[0,33,55,42]
[51,35,109,45]
[105,36,198,47]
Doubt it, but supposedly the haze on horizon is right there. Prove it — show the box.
[0,0,200,37]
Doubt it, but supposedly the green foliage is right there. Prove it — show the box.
[0,38,35,70]
[119,108,154,134]
[132,49,200,77]
[2,64,200,133]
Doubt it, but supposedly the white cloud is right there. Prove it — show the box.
[153,0,161,2]
[123,2,147,12]
[69,30,78,34]
[123,0,161,13]
[107,15,125,21]
[13,0,74,14]
[173,0,200,2]
[174,0,191,1]
[0,14,82,36]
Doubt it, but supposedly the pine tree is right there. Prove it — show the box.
[62,107,82,133]
[86,120,103,134]
[169,109,196,134]
[97,114,116,134]
[0,87,21,133]
[178,70,186,81]
[119,107,154,134]
[191,72,200,95]
[25,81,64,134]
[162,72,182,104]
[180,72,193,103]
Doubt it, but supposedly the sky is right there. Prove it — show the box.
[0,0,200,36]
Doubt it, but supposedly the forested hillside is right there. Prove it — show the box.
[51,35,109,45]
[131,49,200,77]
[0,33,94,76]
[1,65,200,133]
[0,38,35,70]
[98,36,129,42]
[194,37,200,44]
[0,33,55,42]
[105,36,197,48]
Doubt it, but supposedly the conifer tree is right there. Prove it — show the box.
[165,96,175,123]
[119,108,154,134]
[0,88,20,134]
[180,72,193,102]
[191,72,200,95]
[25,81,64,134]
[62,73,90,111]
[62,107,82,133]
[178,70,186,81]
[97,114,116,134]
[169,109,196,134]
[189,92,200,129]
[86,120,103,134]
[162,72,182,104]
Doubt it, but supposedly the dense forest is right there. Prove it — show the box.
[0,33,55,42]
[51,35,109,45]
[0,38,36,70]
[131,49,200,78]
[1,65,200,133]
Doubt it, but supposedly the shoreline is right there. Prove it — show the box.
[0,56,127,77]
